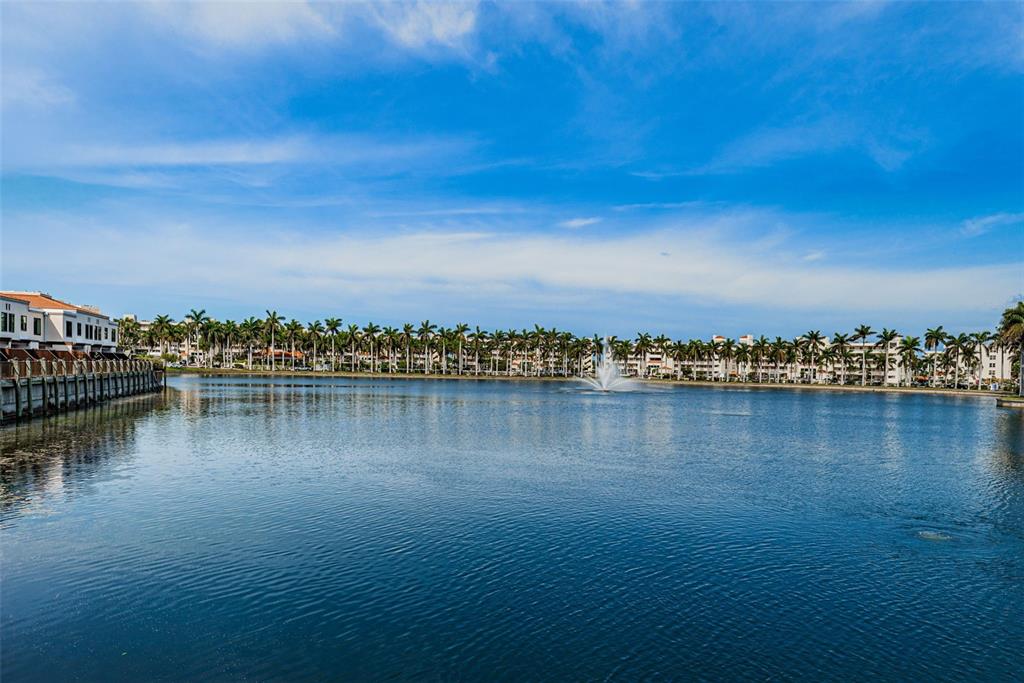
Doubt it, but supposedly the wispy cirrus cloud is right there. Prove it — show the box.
[1,68,75,110]
[61,137,311,167]
[689,117,926,175]
[614,202,706,212]
[368,2,479,51]
[558,217,601,229]
[144,0,484,59]
[144,1,336,48]
[961,212,1024,237]
[4,133,479,185]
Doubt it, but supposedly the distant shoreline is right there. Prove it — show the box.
[165,367,1010,399]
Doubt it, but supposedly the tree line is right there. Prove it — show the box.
[117,302,1024,393]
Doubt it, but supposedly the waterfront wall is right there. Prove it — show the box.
[1,359,162,423]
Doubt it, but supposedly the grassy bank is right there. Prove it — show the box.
[165,366,1011,399]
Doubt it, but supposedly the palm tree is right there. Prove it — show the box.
[635,333,653,378]
[150,315,174,356]
[401,323,415,373]
[363,322,380,373]
[206,318,220,365]
[701,339,718,381]
[997,301,1024,396]
[875,328,899,387]
[221,320,238,367]
[139,326,157,356]
[117,316,142,355]
[945,333,970,389]
[382,326,400,373]
[417,320,437,374]
[185,308,209,366]
[937,352,956,387]
[769,337,789,382]
[801,330,826,383]
[615,338,634,377]
[990,335,1007,385]
[264,310,283,371]
[924,326,945,387]
[667,340,685,380]
[346,324,361,371]
[438,326,452,374]
[897,336,922,387]
[969,331,992,390]
[830,333,850,385]
[467,327,487,376]
[853,324,874,386]
[241,317,261,369]
[453,323,469,375]
[282,319,301,369]
[836,346,855,385]
[752,335,769,382]
[735,345,751,382]
[324,317,342,372]
[722,338,738,382]
[307,320,324,370]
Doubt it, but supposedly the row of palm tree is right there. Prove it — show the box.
[117,302,1024,393]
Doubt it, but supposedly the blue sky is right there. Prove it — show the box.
[2,1,1022,337]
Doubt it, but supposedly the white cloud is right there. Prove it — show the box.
[961,212,1024,237]
[62,137,311,167]
[699,119,849,173]
[368,205,526,218]
[147,1,480,56]
[3,213,1018,318]
[369,2,478,50]
[692,117,925,174]
[614,202,706,211]
[1,68,75,110]
[146,1,335,48]
[5,133,476,175]
[558,217,601,229]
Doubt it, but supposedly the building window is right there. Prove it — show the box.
[66,321,73,337]
[20,315,27,332]
[112,330,117,343]
[77,322,82,336]
[104,327,109,340]
[33,318,42,335]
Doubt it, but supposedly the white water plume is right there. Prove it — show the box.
[580,337,635,392]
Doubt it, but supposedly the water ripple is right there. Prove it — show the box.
[2,378,1022,681]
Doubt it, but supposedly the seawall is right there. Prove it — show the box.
[1,359,163,423]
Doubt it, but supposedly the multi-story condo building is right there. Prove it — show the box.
[0,292,119,353]
[643,334,1013,387]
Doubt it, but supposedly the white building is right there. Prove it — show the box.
[0,291,119,354]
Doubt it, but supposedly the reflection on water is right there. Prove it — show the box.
[1,392,170,521]
[2,377,1023,681]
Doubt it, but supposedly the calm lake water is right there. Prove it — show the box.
[2,376,1022,681]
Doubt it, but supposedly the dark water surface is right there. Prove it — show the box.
[2,377,1022,681]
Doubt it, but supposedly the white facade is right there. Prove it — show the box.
[0,296,40,347]
[0,292,119,353]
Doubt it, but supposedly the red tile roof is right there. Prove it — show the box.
[0,291,109,319]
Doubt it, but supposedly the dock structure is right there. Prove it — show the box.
[1,357,162,423]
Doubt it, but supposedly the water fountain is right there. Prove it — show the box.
[580,337,634,391]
